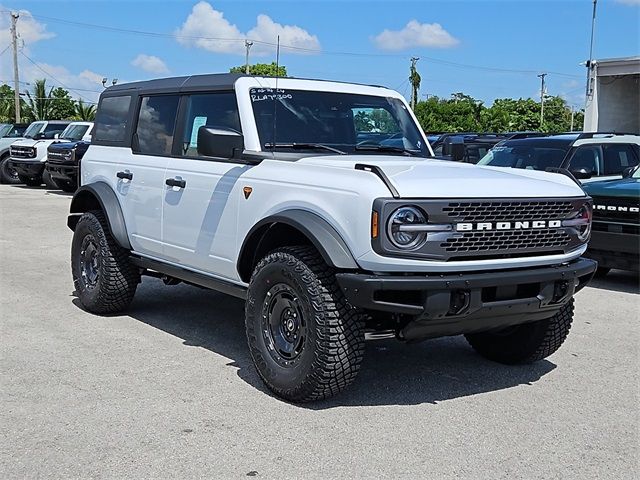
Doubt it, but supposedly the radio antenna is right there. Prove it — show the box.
[270,35,280,153]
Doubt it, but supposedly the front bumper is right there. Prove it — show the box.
[46,162,78,183]
[586,231,639,271]
[9,159,45,178]
[336,257,596,341]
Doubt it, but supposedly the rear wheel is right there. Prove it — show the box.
[71,210,139,313]
[0,155,20,184]
[465,300,574,364]
[594,267,610,278]
[245,246,365,402]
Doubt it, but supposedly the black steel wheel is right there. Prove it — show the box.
[0,156,20,184]
[71,210,139,313]
[245,246,365,402]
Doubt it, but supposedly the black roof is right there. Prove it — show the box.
[500,134,580,148]
[103,73,388,96]
[105,73,248,95]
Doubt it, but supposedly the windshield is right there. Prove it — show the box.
[23,122,46,139]
[0,124,10,137]
[61,124,90,141]
[633,166,640,179]
[478,143,569,170]
[250,88,429,157]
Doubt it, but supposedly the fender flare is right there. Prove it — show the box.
[238,209,359,281]
[68,182,131,250]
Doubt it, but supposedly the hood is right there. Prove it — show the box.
[48,139,88,151]
[583,177,640,199]
[10,138,48,148]
[0,136,24,150]
[297,155,585,198]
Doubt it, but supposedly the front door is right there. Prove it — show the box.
[161,92,247,281]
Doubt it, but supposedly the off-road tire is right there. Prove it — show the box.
[465,300,574,364]
[0,155,20,184]
[594,267,610,278]
[245,246,365,402]
[43,169,58,189]
[18,174,41,187]
[56,179,77,193]
[71,210,139,313]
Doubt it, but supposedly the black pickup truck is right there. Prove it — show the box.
[45,140,90,192]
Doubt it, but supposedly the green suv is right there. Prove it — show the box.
[582,166,640,277]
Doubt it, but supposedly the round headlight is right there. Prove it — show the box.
[387,206,428,249]
[576,204,592,241]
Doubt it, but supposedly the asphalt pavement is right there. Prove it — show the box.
[1,184,638,479]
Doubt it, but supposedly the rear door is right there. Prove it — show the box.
[162,92,247,281]
[120,94,180,257]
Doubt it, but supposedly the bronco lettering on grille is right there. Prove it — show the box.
[455,220,562,231]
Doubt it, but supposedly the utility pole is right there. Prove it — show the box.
[537,73,547,129]
[409,57,420,110]
[585,0,598,102]
[570,105,575,131]
[244,40,254,74]
[10,11,21,123]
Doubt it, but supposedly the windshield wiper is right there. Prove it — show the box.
[354,144,420,157]
[264,142,346,155]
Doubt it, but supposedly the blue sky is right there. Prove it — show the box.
[1,0,638,107]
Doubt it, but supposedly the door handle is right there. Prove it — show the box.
[116,170,133,180]
[165,177,186,189]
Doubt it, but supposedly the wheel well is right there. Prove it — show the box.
[238,223,313,282]
[70,189,101,214]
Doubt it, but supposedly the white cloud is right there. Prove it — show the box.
[18,62,105,103]
[615,0,640,5]
[0,5,55,51]
[131,54,169,74]
[175,1,320,55]
[373,20,459,51]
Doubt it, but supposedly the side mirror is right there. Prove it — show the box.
[54,133,60,139]
[34,132,45,140]
[622,166,635,178]
[197,126,244,159]
[442,136,466,161]
[570,168,593,180]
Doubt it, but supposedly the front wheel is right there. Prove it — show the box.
[465,300,574,364]
[245,246,365,402]
[594,267,610,278]
[18,174,42,187]
[43,169,58,189]
[71,210,139,313]
[0,156,20,184]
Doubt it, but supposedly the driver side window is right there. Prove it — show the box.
[569,146,603,176]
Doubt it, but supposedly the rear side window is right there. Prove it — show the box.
[94,96,132,143]
[134,95,180,156]
[602,144,639,175]
[180,93,240,157]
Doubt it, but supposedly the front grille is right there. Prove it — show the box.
[47,150,69,164]
[441,228,571,253]
[443,200,575,223]
[592,196,639,226]
[10,146,36,159]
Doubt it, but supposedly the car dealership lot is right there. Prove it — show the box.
[1,184,638,479]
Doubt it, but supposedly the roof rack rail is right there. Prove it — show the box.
[576,131,639,139]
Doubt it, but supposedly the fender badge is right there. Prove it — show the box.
[243,186,253,199]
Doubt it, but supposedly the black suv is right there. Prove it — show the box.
[431,133,541,164]
[45,140,90,192]
[478,133,640,182]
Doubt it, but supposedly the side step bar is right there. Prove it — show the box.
[130,256,247,300]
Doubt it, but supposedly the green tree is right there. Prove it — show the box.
[49,87,76,120]
[0,83,29,123]
[23,79,54,121]
[74,100,96,121]
[229,62,287,76]
[409,59,421,109]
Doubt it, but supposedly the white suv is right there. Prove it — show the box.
[68,74,597,402]
[10,121,92,187]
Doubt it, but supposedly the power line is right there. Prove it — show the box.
[19,51,96,101]
[15,11,583,79]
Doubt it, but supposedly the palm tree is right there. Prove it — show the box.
[75,100,96,121]
[24,79,54,121]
